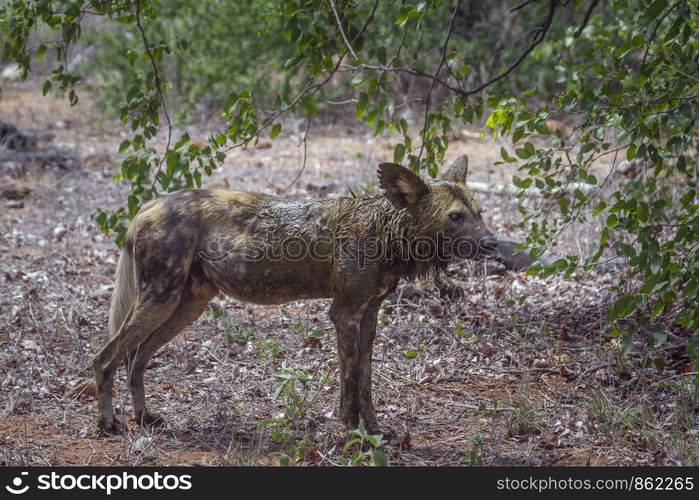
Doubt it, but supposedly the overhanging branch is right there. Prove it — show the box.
[340,0,561,98]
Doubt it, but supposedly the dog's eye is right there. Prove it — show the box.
[449,212,464,222]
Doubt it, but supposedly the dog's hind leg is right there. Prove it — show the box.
[94,235,197,434]
[127,273,218,427]
[93,289,182,434]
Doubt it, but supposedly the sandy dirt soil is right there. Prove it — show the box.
[1,83,697,466]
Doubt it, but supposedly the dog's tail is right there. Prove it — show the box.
[108,244,136,338]
[66,245,137,401]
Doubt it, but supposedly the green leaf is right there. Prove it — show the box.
[648,329,667,348]
[118,140,130,154]
[343,438,361,452]
[395,9,410,26]
[404,350,418,359]
[366,434,383,447]
[621,333,634,357]
[42,80,52,96]
[90,208,107,229]
[270,123,282,139]
[592,201,607,216]
[515,146,532,159]
[513,176,532,189]
[580,142,596,154]
[283,54,302,69]
[376,46,387,65]
[356,92,368,121]
[373,450,388,467]
[174,133,190,150]
[608,295,637,322]
[394,143,406,164]
[500,147,517,163]
[651,297,665,320]
[652,358,665,374]
[524,142,535,157]
[37,44,47,61]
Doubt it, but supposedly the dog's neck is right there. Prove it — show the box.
[330,194,450,280]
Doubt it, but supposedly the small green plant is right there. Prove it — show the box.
[257,338,283,362]
[273,363,312,419]
[379,300,391,326]
[475,401,500,418]
[226,323,257,346]
[601,336,633,376]
[458,401,499,466]
[587,389,642,440]
[453,320,477,343]
[205,306,225,320]
[257,363,329,465]
[339,420,388,467]
[224,323,284,361]
[459,433,484,466]
[507,395,545,437]
[404,345,426,359]
[309,328,326,338]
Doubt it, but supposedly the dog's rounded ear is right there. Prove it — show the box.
[378,162,429,209]
[441,155,469,184]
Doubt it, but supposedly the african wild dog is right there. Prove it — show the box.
[93,155,496,435]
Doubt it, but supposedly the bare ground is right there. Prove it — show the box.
[1,84,697,466]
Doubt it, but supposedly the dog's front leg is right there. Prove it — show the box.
[329,299,368,430]
[358,299,382,434]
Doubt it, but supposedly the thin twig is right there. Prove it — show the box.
[352,0,379,43]
[222,58,341,153]
[573,0,599,38]
[466,0,559,95]
[339,63,465,94]
[417,1,459,164]
[641,2,678,67]
[281,115,312,192]
[510,0,540,13]
[134,0,172,191]
[340,0,560,98]
[329,0,358,60]
[221,0,378,154]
